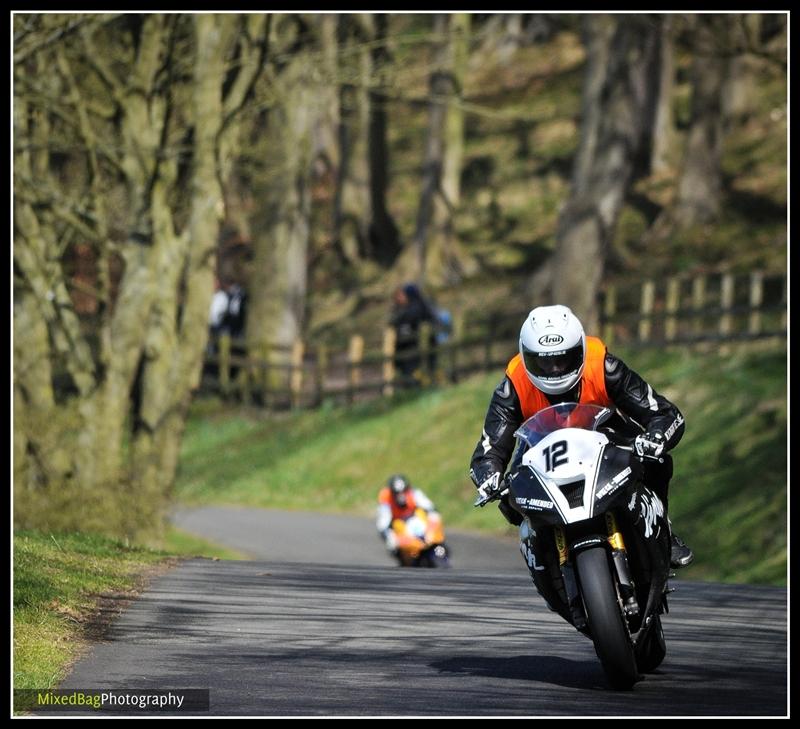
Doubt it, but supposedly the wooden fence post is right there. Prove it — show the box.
[258,360,267,406]
[315,344,328,406]
[451,311,466,382]
[748,272,763,336]
[218,334,231,397]
[638,280,655,343]
[382,327,396,396]
[484,313,495,370]
[419,321,432,384]
[236,352,251,404]
[665,277,680,342]
[348,335,364,403]
[249,341,272,408]
[290,339,304,409]
[720,272,735,338]
[780,275,787,332]
[452,311,466,342]
[603,285,617,345]
[692,275,706,339]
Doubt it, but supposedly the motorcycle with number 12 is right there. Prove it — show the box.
[476,402,674,689]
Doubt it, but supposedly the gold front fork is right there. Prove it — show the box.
[554,525,568,565]
[606,512,640,616]
[606,512,625,551]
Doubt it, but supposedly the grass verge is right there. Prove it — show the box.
[13,527,241,696]
[162,526,247,561]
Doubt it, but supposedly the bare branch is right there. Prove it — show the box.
[14,204,97,395]
[221,14,270,126]
[13,15,97,64]
[65,276,110,306]
[16,183,104,245]
[78,23,126,108]
[55,48,103,201]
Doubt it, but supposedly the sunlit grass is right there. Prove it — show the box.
[13,531,168,691]
[13,527,240,695]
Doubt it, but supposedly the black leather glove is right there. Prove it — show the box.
[476,472,502,500]
[635,430,666,458]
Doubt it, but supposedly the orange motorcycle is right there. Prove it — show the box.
[391,509,451,568]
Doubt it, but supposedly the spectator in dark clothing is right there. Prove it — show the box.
[390,283,437,381]
[209,282,247,339]
[206,281,248,385]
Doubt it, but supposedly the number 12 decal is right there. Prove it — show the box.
[543,440,568,471]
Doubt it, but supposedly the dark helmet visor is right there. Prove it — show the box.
[522,343,583,379]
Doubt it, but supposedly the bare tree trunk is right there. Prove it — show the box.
[313,14,340,176]
[367,13,401,266]
[247,51,316,371]
[722,14,762,126]
[649,16,676,174]
[671,15,730,228]
[548,15,660,331]
[410,14,448,284]
[129,15,234,529]
[471,13,544,67]
[570,16,616,198]
[13,14,266,541]
[334,14,374,264]
[220,15,271,243]
[408,13,476,286]
[441,13,468,217]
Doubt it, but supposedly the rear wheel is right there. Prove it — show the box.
[576,547,640,690]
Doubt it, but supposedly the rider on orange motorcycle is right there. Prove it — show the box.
[376,474,442,563]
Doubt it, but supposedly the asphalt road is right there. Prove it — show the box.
[54,507,787,717]
[171,505,522,569]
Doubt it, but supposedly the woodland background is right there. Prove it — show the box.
[13,13,787,540]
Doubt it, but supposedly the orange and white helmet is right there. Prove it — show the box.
[519,305,586,395]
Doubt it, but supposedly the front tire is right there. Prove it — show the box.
[576,547,640,690]
[419,544,450,568]
[635,614,666,673]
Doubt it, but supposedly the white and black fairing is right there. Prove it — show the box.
[508,429,645,525]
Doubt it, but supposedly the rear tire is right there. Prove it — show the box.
[576,547,640,690]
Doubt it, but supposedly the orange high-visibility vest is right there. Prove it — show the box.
[506,336,612,420]
[378,486,419,521]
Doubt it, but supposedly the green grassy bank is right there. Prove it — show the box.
[12,528,242,694]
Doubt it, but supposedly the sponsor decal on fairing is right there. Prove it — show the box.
[520,540,546,571]
[595,466,632,500]
[639,491,665,538]
[515,497,554,510]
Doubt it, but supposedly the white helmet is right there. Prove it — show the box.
[519,305,586,395]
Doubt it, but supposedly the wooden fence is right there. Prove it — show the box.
[199,269,786,410]
[599,270,787,347]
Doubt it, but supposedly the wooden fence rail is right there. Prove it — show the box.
[599,270,786,346]
[200,270,786,409]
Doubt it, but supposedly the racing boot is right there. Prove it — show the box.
[670,532,694,568]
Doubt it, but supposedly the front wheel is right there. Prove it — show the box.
[635,614,666,673]
[576,547,640,690]
[418,544,450,568]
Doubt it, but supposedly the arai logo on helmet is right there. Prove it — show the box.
[538,334,564,347]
